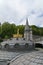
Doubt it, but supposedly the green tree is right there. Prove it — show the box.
[2,22,12,38]
[31,25,39,35]
[10,24,17,34]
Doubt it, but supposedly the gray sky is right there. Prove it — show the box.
[0,0,43,27]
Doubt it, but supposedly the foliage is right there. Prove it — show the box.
[0,22,43,39]
[4,35,9,39]
[31,25,39,35]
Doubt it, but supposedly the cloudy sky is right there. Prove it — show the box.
[0,0,43,26]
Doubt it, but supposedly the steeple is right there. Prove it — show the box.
[25,18,29,32]
[24,18,33,41]
[24,18,30,40]
[26,18,28,26]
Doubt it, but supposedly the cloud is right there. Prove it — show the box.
[38,14,43,17]
[0,0,43,27]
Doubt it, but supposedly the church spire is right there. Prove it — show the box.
[24,18,30,40]
[25,18,29,31]
[26,18,28,26]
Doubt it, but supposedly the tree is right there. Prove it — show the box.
[4,35,9,39]
[2,22,12,38]
[31,25,39,35]
[10,24,17,34]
